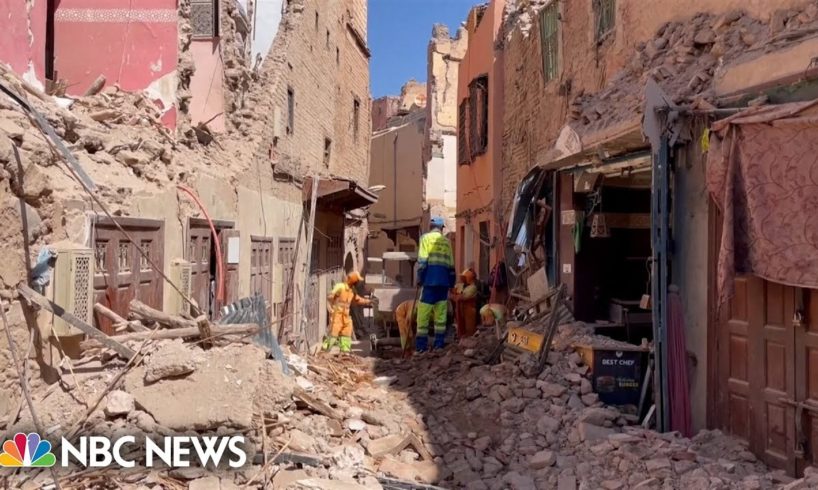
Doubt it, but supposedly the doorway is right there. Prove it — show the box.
[187,218,239,319]
[711,206,818,476]
[92,217,165,334]
[572,170,653,344]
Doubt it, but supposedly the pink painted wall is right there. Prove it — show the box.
[53,0,178,125]
[189,40,226,132]
[0,0,47,85]
[455,0,505,273]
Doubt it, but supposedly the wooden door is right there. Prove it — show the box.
[795,288,818,473]
[93,218,164,335]
[750,280,797,473]
[250,237,273,304]
[711,203,804,475]
[188,224,212,317]
[218,229,240,315]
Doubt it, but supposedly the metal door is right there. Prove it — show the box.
[93,217,164,334]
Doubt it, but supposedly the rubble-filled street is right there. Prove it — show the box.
[5,316,809,490]
[4,0,818,488]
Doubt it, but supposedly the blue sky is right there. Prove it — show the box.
[368,0,476,98]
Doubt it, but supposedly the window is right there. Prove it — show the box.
[191,0,219,39]
[457,100,470,165]
[594,0,615,41]
[540,2,559,83]
[353,98,361,140]
[286,87,294,134]
[324,138,332,167]
[468,76,489,159]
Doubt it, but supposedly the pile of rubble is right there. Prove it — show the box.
[3,308,801,489]
[565,2,818,138]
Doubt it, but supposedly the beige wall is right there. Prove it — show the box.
[369,114,426,230]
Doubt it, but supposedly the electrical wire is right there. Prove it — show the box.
[9,85,203,318]
[177,185,226,304]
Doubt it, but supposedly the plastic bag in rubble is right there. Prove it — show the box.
[30,247,57,293]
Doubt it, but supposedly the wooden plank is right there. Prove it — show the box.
[130,299,195,329]
[293,387,343,420]
[93,303,148,332]
[196,315,213,349]
[18,284,135,359]
[80,323,259,350]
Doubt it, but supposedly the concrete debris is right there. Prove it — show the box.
[124,343,266,430]
[144,338,202,382]
[0,311,789,489]
[104,390,135,417]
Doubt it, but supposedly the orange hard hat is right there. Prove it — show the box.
[346,271,363,285]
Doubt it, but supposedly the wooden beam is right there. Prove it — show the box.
[17,284,135,360]
[94,303,148,332]
[196,315,213,349]
[80,323,260,351]
[129,299,195,329]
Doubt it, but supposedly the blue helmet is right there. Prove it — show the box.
[430,216,445,228]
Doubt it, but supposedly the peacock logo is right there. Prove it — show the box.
[0,433,57,467]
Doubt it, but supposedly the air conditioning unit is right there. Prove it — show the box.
[48,244,94,336]
[169,259,193,316]
[272,264,284,303]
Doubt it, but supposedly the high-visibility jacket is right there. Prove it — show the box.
[417,230,455,288]
[328,282,367,315]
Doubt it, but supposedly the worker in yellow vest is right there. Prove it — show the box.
[323,271,372,353]
[416,217,456,351]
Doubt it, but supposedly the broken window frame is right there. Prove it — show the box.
[468,75,489,159]
[457,100,470,165]
[594,0,616,42]
[287,86,295,135]
[540,2,560,83]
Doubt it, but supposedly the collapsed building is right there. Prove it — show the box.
[0,0,374,398]
[495,0,818,476]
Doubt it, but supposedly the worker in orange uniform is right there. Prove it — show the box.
[323,271,372,353]
[451,269,479,339]
[394,299,417,359]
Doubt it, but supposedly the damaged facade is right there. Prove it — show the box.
[0,0,373,399]
[456,1,505,279]
[424,24,467,234]
[497,0,818,476]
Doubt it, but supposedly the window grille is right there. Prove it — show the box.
[540,3,559,83]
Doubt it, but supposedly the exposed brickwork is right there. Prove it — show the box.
[259,0,371,185]
[500,0,809,220]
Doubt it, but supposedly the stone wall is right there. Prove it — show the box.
[500,0,812,215]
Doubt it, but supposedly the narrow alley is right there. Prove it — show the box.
[1,0,818,489]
